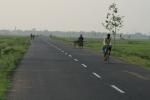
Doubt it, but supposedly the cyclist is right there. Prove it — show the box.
[78,34,84,48]
[102,34,112,61]
[30,34,33,40]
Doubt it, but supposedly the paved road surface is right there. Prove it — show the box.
[7,36,150,100]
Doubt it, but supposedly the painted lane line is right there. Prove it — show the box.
[61,50,64,53]
[56,47,59,49]
[81,64,87,68]
[54,46,58,49]
[111,85,125,94]
[92,72,101,79]
[74,59,79,62]
[45,42,60,50]
[55,46,59,49]
[54,46,58,48]
[45,42,58,50]
[68,55,72,57]
[52,45,57,48]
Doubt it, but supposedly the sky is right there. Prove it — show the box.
[0,0,150,34]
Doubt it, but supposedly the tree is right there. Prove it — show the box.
[102,3,124,46]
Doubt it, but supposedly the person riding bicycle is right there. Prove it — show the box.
[78,34,84,48]
[102,34,112,61]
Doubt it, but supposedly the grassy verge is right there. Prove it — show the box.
[51,36,150,69]
[0,36,30,100]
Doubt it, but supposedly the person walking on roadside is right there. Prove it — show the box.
[30,34,33,40]
[30,33,35,40]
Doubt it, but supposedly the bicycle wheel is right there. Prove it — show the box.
[104,47,110,63]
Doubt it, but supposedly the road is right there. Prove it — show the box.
[7,36,150,100]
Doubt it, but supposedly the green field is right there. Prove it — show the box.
[0,36,30,100]
[51,36,150,69]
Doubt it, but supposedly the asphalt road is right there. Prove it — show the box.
[7,36,150,100]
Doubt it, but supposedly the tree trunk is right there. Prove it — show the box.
[113,28,117,48]
[113,34,116,48]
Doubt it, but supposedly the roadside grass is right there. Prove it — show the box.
[0,36,30,100]
[51,36,150,69]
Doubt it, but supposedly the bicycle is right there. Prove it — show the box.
[73,40,85,48]
[104,45,111,63]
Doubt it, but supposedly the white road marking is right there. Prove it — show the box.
[68,55,72,57]
[61,50,64,53]
[55,46,59,49]
[74,59,79,62]
[65,53,68,55]
[52,45,57,48]
[46,42,60,50]
[111,85,125,94]
[56,48,59,50]
[92,72,101,79]
[81,64,87,68]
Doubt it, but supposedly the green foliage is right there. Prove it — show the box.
[102,3,124,44]
[0,36,30,100]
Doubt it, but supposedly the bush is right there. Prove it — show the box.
[0,36,30,100]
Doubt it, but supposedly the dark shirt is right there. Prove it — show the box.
[79,36,84,41]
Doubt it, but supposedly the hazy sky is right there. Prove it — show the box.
[0,0,150,33]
